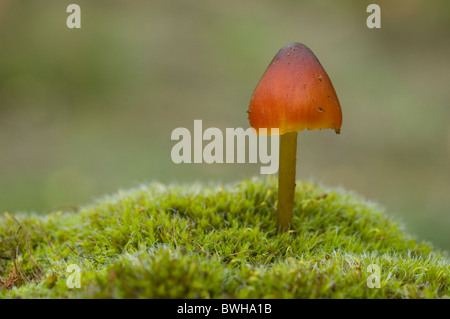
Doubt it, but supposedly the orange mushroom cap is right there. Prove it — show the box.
[248,43,342,135]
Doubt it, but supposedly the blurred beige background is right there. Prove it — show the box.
[0,1,449,249]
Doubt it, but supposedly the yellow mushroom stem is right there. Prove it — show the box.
[277,131,298,232]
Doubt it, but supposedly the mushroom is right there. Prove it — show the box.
[248,42,342,232]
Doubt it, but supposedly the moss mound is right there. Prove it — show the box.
[1,177,449,298]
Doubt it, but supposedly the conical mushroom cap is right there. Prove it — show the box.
[248,43,342,135]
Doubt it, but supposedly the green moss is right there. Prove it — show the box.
[1,177,449,298]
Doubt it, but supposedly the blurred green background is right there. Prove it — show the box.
[0,1,449,249]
